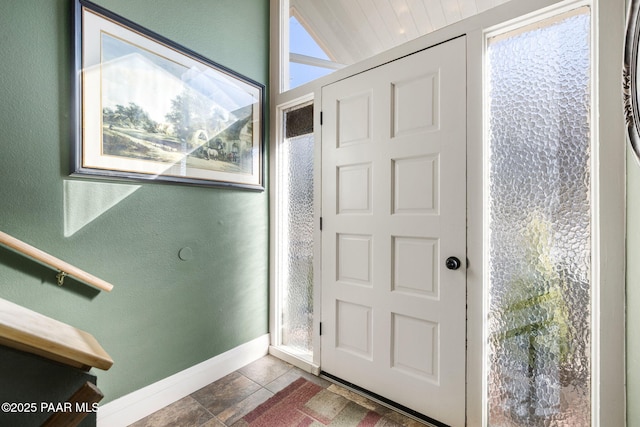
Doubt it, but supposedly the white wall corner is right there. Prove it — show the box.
[97,334,270,427]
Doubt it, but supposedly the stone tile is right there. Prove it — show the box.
[326,384,389,413]
[200,416,227,427]
[128,396,212,427]
[262,368,301,394]
[264,367,331,394]
[375,415,407,426]
[296,369,332,389]
[237,355,293,386]
[191,371,262,415]
[304,388,350,422]
[328,400,371,425]
[128,356,431,427]
[382,411,431,427]
[216,387,274,425]
[326,384,429,426]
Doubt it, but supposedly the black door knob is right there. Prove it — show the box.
[446,256,461,270]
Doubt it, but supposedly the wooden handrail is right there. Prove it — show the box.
[0,231,113,292]
[0,297,113,371]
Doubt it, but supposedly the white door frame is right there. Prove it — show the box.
[269,0,625,424]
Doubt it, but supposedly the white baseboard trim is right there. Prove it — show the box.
[97,334,270,427]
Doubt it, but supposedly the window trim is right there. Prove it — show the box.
[269,92,320,374]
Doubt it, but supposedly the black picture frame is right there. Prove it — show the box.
[72,0,264,190]
[625,0,640,163]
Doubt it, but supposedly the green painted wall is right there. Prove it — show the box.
[0,0,269,403]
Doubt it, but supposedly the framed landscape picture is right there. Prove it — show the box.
[73,0,264,190]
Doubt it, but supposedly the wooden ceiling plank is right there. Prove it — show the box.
[458,0,479,19]
[406,0,435,34]
[389,0,422,41]
[474,0,495,13]
[292,0,358,64]
[423,0,448,30]
[321,0,382,62]
[343,0,388,55]
[439,0,463,25]
[290,0,516,73]
[372,0,410,48]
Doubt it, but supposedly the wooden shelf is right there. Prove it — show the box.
[0,298,113,371]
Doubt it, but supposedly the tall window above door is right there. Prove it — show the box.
[277,0,515,93]
[288,14,341,89]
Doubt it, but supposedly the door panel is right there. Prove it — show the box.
[321,36,466,427]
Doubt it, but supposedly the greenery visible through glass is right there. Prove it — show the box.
[487,8,591,426]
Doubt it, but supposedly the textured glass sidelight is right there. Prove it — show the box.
[279,103,314,355]
[487,9,591,426]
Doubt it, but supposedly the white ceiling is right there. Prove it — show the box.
[291,0,512,65]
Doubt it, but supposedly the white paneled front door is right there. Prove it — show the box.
[320,36,467,426]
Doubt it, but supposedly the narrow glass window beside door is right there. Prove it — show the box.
[276,102,314,359]
[486,7,591,426]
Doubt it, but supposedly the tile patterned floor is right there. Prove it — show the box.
[129,355,428,427]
